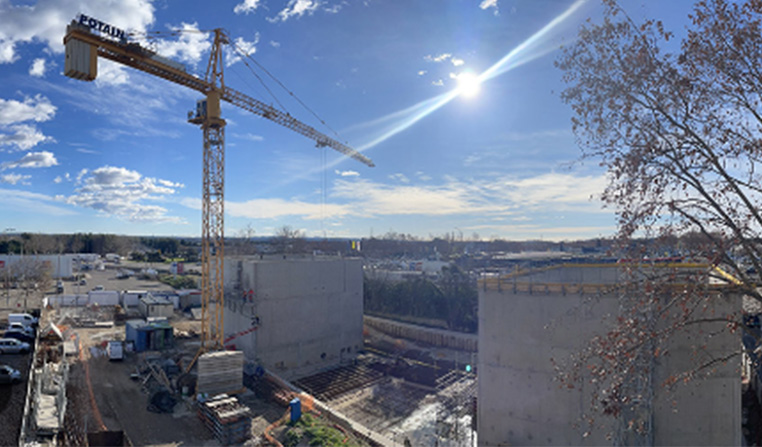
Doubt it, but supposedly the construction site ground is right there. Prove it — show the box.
[5,265,478,446]
[284,326,478,447]
[58,309,477,446]
[56,309,289,446]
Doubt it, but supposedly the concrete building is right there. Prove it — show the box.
[122,290,149,308]
[139,295,174,319]
[478,263,742,446]
[223,256,363,379]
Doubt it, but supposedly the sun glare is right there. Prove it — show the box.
[457,72,481,98]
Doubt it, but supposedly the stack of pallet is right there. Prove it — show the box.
[197,351,244,396]
[197,394,251,445]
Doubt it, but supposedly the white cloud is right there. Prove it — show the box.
[227,198,349,220]
[53,175,62,184]
[479,0,499,15]
[0,0,155,64]
[0,95,56,125]
[181,196,349,222]
[332,172,608,218]
[335,170,359,177]
[0,124,54,151]
[0,173,31,185]
[324,3,343,13]
[227,34,260,67]
[495,173,607,207]
[0,188,75,215]
[157,178,184,188]
[424,53,452,63]
[94,59,130,87]
[179,172,608,230]
[334,178,493,217]
[431,79,444,87]
[270,40,281,48]
[389,173,410,183]
[29,58,46,77]
[268,0,322,22]
[451,58,465,66]
[88,166,141,185]
[237,133,264,142]
[65,165,184,223]
[417,70,427,76]
[75,168,88,185]
[1,151,58,170]
[152,22,211,65]
[234,0,262,15]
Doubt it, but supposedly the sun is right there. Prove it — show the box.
[456,72,481,98]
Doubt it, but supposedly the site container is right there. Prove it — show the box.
[125,319,173,352]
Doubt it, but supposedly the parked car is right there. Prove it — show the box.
[8,323,34,336]
[3,330,34,344]
[92,285,105,291]
[8,313,38,328]
[56,280,64,294]
[0,364,21,384]
[0,338,30,354]
[79,278,87,286]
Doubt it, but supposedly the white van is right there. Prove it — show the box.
[8,313,38,328]
[107,341,123,361]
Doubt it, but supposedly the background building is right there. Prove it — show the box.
[0,254,75,281]
[478,264,742,446]
[223,256,363,379]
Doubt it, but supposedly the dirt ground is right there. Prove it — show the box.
[59,312,286,446]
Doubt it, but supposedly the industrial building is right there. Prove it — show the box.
[478,263,742,446]
[0,254,76,280]
[223,256,363,379]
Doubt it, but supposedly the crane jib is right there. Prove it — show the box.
[78,14,126,41]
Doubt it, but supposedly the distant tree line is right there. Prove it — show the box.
[364,265,478,333]
[0,233,133,255]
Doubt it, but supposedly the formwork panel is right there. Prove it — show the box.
[197,351,244,396]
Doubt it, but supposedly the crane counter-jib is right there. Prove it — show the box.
[64,23,209,94]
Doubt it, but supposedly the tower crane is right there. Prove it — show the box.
[63,17,374,361]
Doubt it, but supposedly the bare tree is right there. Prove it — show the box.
[555,0,760,436]
[234,223,257,255]
[271,225,306,254]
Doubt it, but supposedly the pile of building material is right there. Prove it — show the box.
[197,351,244,396]
[196,394,250,445]
[31,359,69,438]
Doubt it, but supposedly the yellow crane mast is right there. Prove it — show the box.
[63,17,373,357]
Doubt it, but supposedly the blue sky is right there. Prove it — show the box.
[0,0,695,240]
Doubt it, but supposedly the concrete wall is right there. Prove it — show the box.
[223,257,363,379]
[364,315,478,352]
[478,265,741,446]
